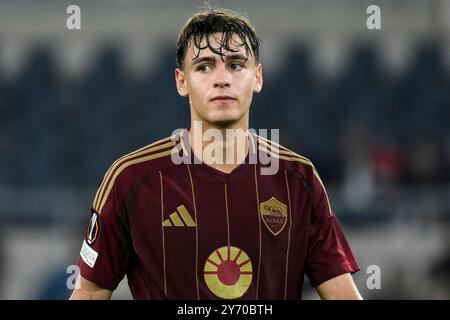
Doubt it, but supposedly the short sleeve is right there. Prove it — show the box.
[305,169,360,287]
[78,178,131,291]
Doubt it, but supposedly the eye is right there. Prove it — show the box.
[197,64,212,72]
[229,63,244,71]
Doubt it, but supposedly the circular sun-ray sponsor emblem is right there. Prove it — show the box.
[204,246,252,299]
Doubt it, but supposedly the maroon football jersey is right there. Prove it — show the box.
[78,129,359,299]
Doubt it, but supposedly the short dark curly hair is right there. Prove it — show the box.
[176,8,261,69]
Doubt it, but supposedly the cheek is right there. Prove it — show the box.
[188,78,208,99]
[241,75,256,97]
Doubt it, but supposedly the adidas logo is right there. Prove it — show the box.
[162,205,196,227]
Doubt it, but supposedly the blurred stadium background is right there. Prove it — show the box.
[0,0,449,299]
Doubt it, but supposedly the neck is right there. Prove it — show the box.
[188,120,250,174]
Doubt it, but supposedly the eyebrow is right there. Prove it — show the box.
[191,54,249,66]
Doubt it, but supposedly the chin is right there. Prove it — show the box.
[203,111,240,127]
[209,119,240,128]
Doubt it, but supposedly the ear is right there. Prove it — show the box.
[253,63,263,93]
[175,68,188,97]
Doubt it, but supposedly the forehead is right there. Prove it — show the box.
[185,32,253,61]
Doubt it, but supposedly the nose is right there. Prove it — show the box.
[213,65,231,88]
[214,80,230,88]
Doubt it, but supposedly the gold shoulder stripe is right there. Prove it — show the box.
[95,147,177,214]
[259,145,332,214]
[258,145,312,166]
[92,135,176,211]
[93,139,177,211]
[256,135,310,161]
[257,138,310,162]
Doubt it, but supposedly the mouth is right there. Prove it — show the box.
[210,95,237,103]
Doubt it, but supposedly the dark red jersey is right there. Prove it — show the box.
[78,129,359,299]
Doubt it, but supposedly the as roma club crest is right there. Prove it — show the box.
[259,197,288,236]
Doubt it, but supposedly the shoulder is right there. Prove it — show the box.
[92,132,181,213]
[253,133,318,178]
[253,133,332,212]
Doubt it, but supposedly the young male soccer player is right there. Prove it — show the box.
[71,8,362,300]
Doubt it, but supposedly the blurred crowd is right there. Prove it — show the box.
[0,41,448,189]
[256,41,449,186]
